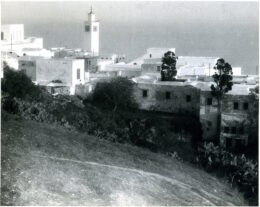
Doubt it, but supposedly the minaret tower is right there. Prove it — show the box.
[83,6,99,56]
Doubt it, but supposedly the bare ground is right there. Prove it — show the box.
[1,115,247,206]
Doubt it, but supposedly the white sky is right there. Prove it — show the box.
[2,1,258,26]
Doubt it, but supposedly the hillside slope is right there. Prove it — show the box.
[1,115,247,206]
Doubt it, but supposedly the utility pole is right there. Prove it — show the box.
[10,34,12,53]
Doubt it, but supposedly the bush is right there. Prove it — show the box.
[1,65,42,101]
[90,77,138,111]
[198,142,258,205]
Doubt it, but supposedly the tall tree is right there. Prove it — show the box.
[210,58,233,140]
[161,51,177,81]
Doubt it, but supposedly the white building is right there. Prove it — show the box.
[83,7,99,56]
[232,67,242,76]
[1,24,43,53]
[1,24,54,73]
[18,57,86,95]
[129,48,176,66]
[127,48,220,78]
[18,48,54,58]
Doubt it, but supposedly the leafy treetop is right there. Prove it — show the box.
[161,51,177,81]
[211,58,233,98]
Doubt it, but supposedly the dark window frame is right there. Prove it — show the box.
[186,95,191,102]
[239,127,244,135]
[207,98,212,106]
[231,127,237,134]
[243,102,248,110]
[165,91,171,100]
[77,68,81,80]
[224,127,229,133]
[142,89,148,98]
[233,102,239,110]
[85,25,90,32]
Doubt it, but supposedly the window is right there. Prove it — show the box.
[224,127,229,133]
[77,69,80,80]
[233,102,239,110]
[1,32,4,40]
[149,54,152,58]
[186,95,191,102]
[93,26,98,32]
[226,138,232,148]
[238,127,244,135]
[243,102,248,110]
[157,66,161,71]
[142,90,148,98]
[207,98,212,106]
[85,25,90,32]
[165,91,171,100]
[231,127,237,134]
[235,139,244,149]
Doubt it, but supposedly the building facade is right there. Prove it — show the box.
[219,85,255,148]
[131,74,257,149]
[132,76,200,117]
[19,57,86,95]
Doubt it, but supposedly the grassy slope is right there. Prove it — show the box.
[1,115,247,206]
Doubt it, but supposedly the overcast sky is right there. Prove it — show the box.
[2,1,258,26]
[1,1,259,74]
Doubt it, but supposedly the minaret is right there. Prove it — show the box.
[83,6,99,56]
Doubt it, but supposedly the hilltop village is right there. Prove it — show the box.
[1,8,258,150]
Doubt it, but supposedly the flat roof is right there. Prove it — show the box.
[132,74,257,95]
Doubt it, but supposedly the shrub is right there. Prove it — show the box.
[90,77,138,112]
[1,65,42,101]
[198,142,258,205]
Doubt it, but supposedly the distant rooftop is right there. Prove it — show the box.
[132,74,257,95]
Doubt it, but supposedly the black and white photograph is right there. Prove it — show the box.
[1,0,259,206]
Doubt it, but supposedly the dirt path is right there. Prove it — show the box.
[10,150,234,206]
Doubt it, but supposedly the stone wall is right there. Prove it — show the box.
[220,94,252,148]
[199,90,218,140]
[36,59,73,84]
[133,82,200,117]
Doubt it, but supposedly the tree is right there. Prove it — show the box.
[91,77,138,112]
[1,63,42,101]
[161,51,177,81]
[210,58,233,140]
